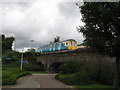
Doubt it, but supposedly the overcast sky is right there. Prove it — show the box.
[1,0,85,51]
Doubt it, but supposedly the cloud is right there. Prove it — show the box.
[2,1,84,51]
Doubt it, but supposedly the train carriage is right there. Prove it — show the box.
[36,39,78,53]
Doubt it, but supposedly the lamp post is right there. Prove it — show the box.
[20,40,34,70]
[20,48,24,70]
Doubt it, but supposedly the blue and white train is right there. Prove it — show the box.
[36,39,78,53]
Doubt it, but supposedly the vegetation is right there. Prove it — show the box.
[1,34,21,64]
[2,67,30,85]
[29,71,49,74]
[23,52,45,71]
[2,50,21,64]
[76,84,115,88]
[77,2,120,87]
[50,36,60,43]
[53,36,60,42]
[60,60,85,74]
[56,60,115,87]
[1,34,46,85]
[2,34,15,53]
[23,63,45,71]
[23,52,37,64]
[56,72,94,85]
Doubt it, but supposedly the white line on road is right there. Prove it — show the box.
[32,75,40,88]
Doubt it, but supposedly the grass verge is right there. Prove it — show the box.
[29,71,49,74]
[2,67,30,85]
[76,84,120,90]
[76,84,114,88]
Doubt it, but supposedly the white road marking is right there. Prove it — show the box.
[32,76,40,88]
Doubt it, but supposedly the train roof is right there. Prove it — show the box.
[65,39,76,42]
[39,39,77,48]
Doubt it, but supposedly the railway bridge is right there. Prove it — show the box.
[36,48,115,72]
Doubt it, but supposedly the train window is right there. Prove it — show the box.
[51,44,52,47]
[70,41,76,46]
[66,42,68,46]
[63,42,67,46]
[62,42,65,46]
[56,43,59,47]
[59,43,61,46]
[64,42,66,46]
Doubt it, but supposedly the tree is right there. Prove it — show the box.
[77,2,120,88]
[53,36,60,42]
[2,50,21,64]
[1,34,15,53]
[23,52,37,64]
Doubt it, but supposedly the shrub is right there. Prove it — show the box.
[73,72,95,85]
[23,64,45,71]
[2,71,30,85]
[23,52,37,64]
[88,62,114,85]
[2,71,13,78]
[57,60,114,85]
[60,60,85,74]
[55,74,65,81]
[56,72,95,85]
[2,67,30,85]
[2,50,21,64]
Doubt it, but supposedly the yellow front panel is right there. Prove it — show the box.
[68,41,78,50]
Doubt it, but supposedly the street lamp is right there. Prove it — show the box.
[20,48,24,70]
[20,40,34,70]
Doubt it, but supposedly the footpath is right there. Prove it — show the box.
[2,74,73,88]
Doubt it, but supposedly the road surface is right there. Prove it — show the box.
[2,74,73,88]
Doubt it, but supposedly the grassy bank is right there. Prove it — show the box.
[76,84,114,88]
[55,60,120,88]
[29,71,49,74]
[2,67,30,85]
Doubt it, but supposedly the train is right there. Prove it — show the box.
[36,39,78,53]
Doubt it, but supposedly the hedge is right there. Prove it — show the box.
[23,64,45,71]
[56,72,95,85]
[2,67,30,85]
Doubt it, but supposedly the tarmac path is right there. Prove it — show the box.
[2,74,38,88]
[2,74,73,88]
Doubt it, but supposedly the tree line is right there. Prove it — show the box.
[77,2,120,88]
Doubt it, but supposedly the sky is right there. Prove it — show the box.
[1,0,85,52]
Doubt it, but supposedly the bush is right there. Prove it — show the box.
[56,60,114,85]
[2,70,13,78]
[73,72,95,85]
[23,52,37,64]
[23,64,45,71]
[56,72,95,85]
[2,71,30,85]
[2,50,21,64]
[88,62,114,85]
[60,60,85,74]
[2,67,30,85]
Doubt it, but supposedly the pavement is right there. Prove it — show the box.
[2,74,73,88]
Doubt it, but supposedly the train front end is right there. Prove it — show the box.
[66,39,78,50]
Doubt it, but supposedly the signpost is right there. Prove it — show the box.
[20,60,24,63]
[20,40,34,70]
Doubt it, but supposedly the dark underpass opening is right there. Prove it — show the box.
[49,62,63,73]
[36,61,45,71]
